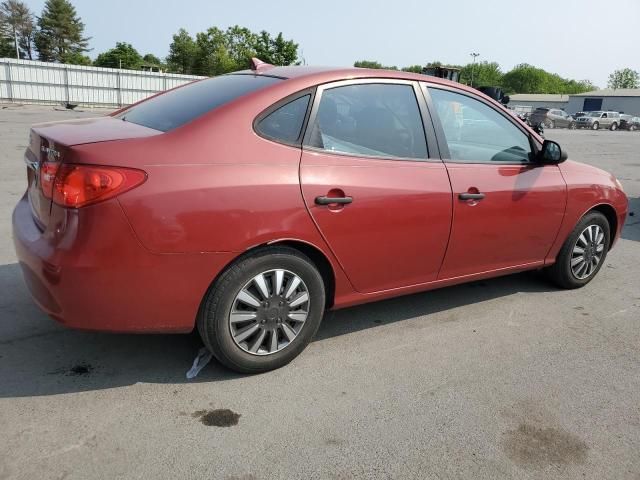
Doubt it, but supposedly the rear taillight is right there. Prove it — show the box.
[40,161,60,199]
[52,164,147,208]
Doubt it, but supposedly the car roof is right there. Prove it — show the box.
[232,65,474,93]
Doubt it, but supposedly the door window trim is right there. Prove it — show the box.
[422,83,542,165]
[302,78,441,162]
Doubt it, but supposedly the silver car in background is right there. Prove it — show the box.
[576,111,621,130]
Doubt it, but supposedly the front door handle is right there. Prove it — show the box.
[315,195,353,205]
[458,192,485,200]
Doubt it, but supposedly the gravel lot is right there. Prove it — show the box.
[0,105,638,480]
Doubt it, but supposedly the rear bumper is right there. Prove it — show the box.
[12,195,235,333]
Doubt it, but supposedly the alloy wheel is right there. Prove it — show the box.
[229,269,310,355]
[570,225,605,280]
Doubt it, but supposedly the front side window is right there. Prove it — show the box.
[307,83,428,159]
[256,94,310,144]
[429,88,532,163]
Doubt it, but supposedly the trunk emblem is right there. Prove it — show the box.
[41,145,61,160]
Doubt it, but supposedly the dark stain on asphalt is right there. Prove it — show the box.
[68,364,93,376]
[503,423,588,467]
[49,363,95,376]
[193,409,240,427]
[573,306,584,311]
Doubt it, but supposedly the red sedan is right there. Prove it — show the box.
[13,61,628,373]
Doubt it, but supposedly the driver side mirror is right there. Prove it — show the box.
[537,140,568,164]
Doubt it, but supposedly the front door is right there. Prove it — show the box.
[426,86,567,279]
[300,80,453,293]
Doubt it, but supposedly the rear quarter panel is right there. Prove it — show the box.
[70,83,357,303]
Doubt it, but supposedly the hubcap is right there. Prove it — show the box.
[229,269,310,356]
[570,225,605,280]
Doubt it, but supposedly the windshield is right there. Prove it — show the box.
[116,74,282,132]
[587,112,603,117]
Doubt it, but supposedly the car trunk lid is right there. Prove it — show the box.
[25,116,161,228]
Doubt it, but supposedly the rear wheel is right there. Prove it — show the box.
[631,125,637,131]
[547,120,555,129]
[592,122,599,130]
[569,122,576,130]
[545,212,610,289]
[610,122,618,131]
[197,247,326,373]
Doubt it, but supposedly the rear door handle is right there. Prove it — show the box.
[315,196,353,205]
[458,193,485,200]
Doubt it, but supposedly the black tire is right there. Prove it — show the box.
[592,122,599,130]
[569,122,576,130]
[630,125,636,131]
[197,246,326,373]
[610,122,618,131]
[545,211,610,289]
[547,120,555,129]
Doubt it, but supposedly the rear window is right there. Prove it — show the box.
[117,74,282,132]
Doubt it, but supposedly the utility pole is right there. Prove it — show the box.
[14,30,20,59]
[470,52,480,87]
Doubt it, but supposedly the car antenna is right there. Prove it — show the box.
[250,57,273,73]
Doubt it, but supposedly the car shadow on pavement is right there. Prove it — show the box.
[0,261,559,398]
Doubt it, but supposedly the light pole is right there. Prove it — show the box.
[470,52,480,87]
[14,30,20,59]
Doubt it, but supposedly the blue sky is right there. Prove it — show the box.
[24,0,640,88]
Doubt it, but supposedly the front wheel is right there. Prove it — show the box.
[545,212,610,289]
[592,122,599,130]
[569,122,576,130]
[197,247,326,373]
[547,120,555,129]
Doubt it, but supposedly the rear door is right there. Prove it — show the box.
[300,80,452,293]
[425,85,567,279]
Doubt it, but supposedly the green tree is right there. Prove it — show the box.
[607,68,639,89]
[94,42,142,69]
[459,61,502,87]
[0,31,13,56]
[501,64,550,93]
[224,25,257,69]
[254,31,298,66]
[34,0,89,63]
[353,60,397,70]
[166,28,197,74]
[142,53,162,66]
[401,65,423,73]
[62,50,90,64]
[192,26,235,75]
[0,0,36,59]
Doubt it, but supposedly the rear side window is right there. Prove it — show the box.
[307,83,428,159]
[256,94,310,144]
[117,74,282,132]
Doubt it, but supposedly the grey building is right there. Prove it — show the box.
[566,89,640,116]
[508,94,570,112]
